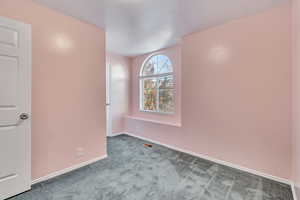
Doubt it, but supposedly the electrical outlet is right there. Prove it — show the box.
[76,147,85,157]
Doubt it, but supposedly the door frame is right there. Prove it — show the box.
[24,19,32,189]
[106,62,112,137]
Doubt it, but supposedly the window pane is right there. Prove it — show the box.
[157,55,172,74]
[159,89,175,113]
[143,88,157,111]
[143,78,157,89]
[142,61,155,76]
[158,76,174,89]
[142,55,173,76]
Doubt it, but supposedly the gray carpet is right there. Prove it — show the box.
[9,134,293,200]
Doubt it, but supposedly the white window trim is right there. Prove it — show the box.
[139,55,175,115]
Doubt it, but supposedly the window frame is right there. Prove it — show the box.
[139,54,175,115]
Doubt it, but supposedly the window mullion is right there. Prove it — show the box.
[156,78,159,112]
[141,79,144,110]
[139,72,173,79]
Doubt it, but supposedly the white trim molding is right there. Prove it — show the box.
[291,182,298,200]
[125,115,182,127]
[123,132,292,185]
[32,155,107,185]
[108,132,125,137]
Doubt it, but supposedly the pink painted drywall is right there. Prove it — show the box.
[292,0,300,190]
[126,3,292,179]
[107,53,130,133]
[0,0,106,180]
[129,45,182,125]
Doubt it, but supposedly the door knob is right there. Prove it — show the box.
[19,113,29,120]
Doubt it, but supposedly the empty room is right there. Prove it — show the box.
[1,0,300,199]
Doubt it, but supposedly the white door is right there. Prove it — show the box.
[106,63,112,137]
[0,17,31,200]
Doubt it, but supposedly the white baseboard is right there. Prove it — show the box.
[108,132,125,137]
[291,182,298,200]
[31,155,107,185]
[123,132,292,185]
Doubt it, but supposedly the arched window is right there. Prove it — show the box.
[140,54,175,114]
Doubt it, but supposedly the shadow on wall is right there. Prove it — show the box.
[107,52,131,134]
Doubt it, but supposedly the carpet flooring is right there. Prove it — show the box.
[9,134,294,200]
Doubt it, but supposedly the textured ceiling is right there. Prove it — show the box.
[35,0,287,56]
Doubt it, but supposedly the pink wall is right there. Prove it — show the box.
[292,0,300,192]
[126,3,292,179]
[0,0,107,180]
[129,46,182,126]
[107,53,130,133]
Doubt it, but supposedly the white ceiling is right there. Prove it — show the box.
[35,0,287,56]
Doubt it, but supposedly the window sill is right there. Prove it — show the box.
[139,109,175,115]
[125,115,182,127]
